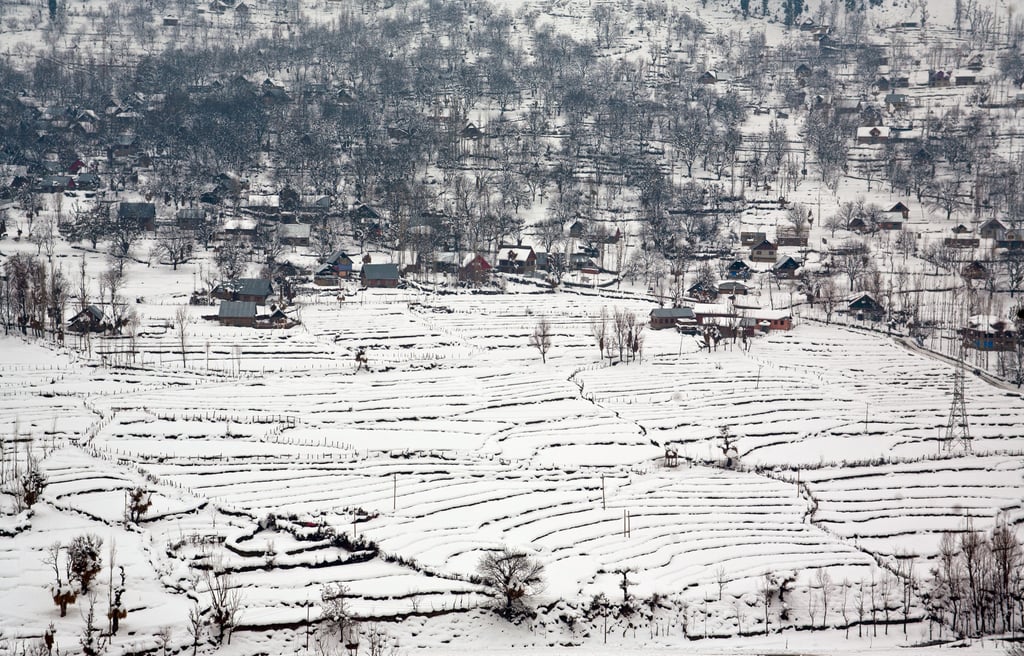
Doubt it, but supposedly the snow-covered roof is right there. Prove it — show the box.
[857,126,891,139]
[967,315,1014,332]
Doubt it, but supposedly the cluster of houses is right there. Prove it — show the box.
[648,304,793,338]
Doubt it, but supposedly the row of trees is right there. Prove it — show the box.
[924,520,1024,638]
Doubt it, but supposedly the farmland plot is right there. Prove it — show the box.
[4,287,1024,649]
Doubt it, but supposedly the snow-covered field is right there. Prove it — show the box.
[2,276,1024,654]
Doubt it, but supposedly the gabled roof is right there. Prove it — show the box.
[217,278,273,298]
[326,250,353,265]
[461,253,491,269]
[887,202,910,213]
[774,255,800,268]
[71,305,105,323]
[980,218,1005,229]
[361,263,400,280]
[650,307,696,320]
[218,301,257,318]
[498,245,536,262]
[750,239,776,250]
[967,314,1014,332]
[727,259,751,270]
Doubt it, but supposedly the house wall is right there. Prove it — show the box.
[365,278,400,288]
[219,316,255,327]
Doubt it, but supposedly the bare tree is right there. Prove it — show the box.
[590,307,609,361]
[186,602,203,656]
[203,557,242,644]
[529,317,552,363]
[476,547,545,616]
[155,227,195,270]
[174,305,191,367]
[816,568,832,629]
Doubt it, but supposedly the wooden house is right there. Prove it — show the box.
[649,307,696,330]
[847,292,884,321]
[218,301,257,327]
[687,280,717,301]
[749,239,778,262]
[887,202,911,220]
[773,255,801,279]
[962,315,1017,351]
[176,207,206,231]
[278,223,310,247]
[961,260,989,281]
[725,260,752,280]
[67,305,106,333]
[212,278,273,304]
[459,253,492,283]
[856,126,891,145]
[980,218,1006,240]
[697,70,718,85]
[718,280,749,296]
[497,245,537,273]
[740,231,766,247]
[748,309,793,332]
[361,263,401,288]
[118,202,157,231]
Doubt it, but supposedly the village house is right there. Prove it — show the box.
[887,202,911,220]
[773,255,801,279]
[740,231,766,247]
[67,305,106,333]
[961,315,1017,351]
[497,245,537,273]
[118,202,157,231]
[649,307,696,330]
[980,218,1006,240]
[697,70,718,84]
[884,93,909,110]
[459,253,492,283]
[278,223,311,247]
[218,301,257,328]
[746,309,793,332]
[212,278,274,304]
[749,239,778,262]
[725,259,752,280]
[222,216,257,239]
[75,172,101,190]
[718,280,749,296]
[315,250,355,285]
[961,260,989,281]
[856,126,891,145]
[846,292,885,321]
[176,207,207,231]
[687,280,717,301]
[361,262,401,288]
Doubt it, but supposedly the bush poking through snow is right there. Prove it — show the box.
[476,547,545,619]
[67,534,103,593]
[125,486,152,524]
[17,456,47,510]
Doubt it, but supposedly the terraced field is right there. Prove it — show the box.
[4,286,1024,646]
